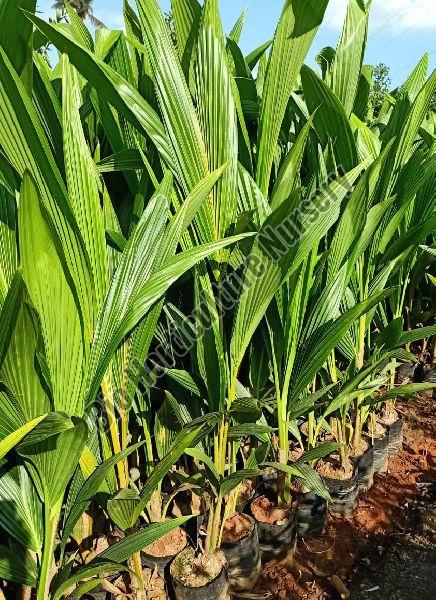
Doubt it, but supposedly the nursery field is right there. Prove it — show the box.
[0,0,435,599]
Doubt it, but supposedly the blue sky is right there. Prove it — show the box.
[37,0,436,86]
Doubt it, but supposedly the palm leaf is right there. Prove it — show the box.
[62,55,109,323]
[18,417,88,508]
[230,162,367,387]
[18,173,86,416]
[196,12,238,242]
[171,0,202,76]
[0,0,36,90]
[228,8,247,43]
[0,268,24,367]
[61,442,145,550]
[301,65,359,171]
[0,414,47,459]
[326,0,370,116]
[0,544,37,586]
[0,46,93,331]
[256,0,328,194]
[25,12,174,168]
[94,516,191,564]
[0,463,43,552]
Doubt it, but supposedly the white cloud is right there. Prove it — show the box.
[324,0,436,33]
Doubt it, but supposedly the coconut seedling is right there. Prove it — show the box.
[116,0,396,589]
[0,410,193,599]
[302,8,436,477]
[242,0,382,523]
[0,0,435,597]
[88,423,210,598]
[69,0,352,591]
[0,165,236,598]
[0,4,251,597]
[249,0,436,519]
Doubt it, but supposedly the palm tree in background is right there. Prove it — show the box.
[52,0,106,28]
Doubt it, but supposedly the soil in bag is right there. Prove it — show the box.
[297,490,328,537]
[170,547,229,600]
[350,439,374,494]
[379,408,404,456]
[317,459,359,516]
[141,526,187,574]
[235,479,256,513]
[221,513,261,591]
[250,495,297,562]
[369,426,389,473]
[388,417,404,456]
[260,469,278,497]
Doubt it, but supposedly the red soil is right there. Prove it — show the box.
[251,495,291,525]
[222,513,253,543]
[256,394,435,599]
[143,526,187,558]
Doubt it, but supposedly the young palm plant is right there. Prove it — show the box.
[0,1,249,597]
[0,0,435,598]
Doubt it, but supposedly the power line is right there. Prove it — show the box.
[375,21,421,53]
[390,48,436,77]
[324,1,415,45]
[368,1,410,39]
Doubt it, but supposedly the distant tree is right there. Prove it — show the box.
[36,43,51,66]
[52,1,106,28]
[370,62,391,117]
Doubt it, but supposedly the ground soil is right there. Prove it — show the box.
[143,526,187,558]
[254,394,436,599]
[352,527,436,600]
[251,496,291,525]
[222,513,253,543]
[109,567,167,599]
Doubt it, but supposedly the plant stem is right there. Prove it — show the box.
[131,552,144,594]
[207,496,223,554]
[102,374,128,488]
[336,417,348,470]
[207,375,237,554]
[353,307,366,449]
[204,503,214,553]
[37,501,61,600]
[308,411,314,448]
[141,405,154,478]
[277,360,290,506]
[329,350,348,466]
[277,397,288,506]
